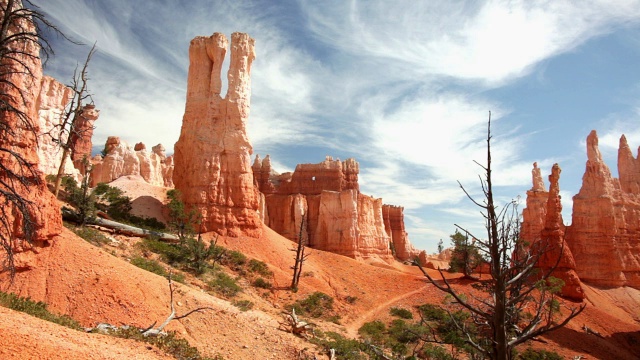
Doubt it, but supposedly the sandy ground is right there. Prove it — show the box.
[1,176,639,359]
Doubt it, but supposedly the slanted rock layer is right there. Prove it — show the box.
[173,32,262,237]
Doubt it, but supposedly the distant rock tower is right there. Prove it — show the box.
[173,33,262,237]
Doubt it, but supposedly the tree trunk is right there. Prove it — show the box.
[53,146,71,198]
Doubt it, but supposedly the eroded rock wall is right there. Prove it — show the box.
[564,131,640,288]
[91,137,173,187]
[383,205,420,261]
[256,156,401,260]
[536,164,584,300]
[0,0,61,256]
[173,33,261,237]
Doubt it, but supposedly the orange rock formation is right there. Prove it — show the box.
[565,131,640,288]
[36,76,100,179]
[173,33,262,237]
[91,137,173,187]
[0,0,61,265]
[254,155,423,261]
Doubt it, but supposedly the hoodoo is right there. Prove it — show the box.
[173,33,262,237]
[565,131,640,288]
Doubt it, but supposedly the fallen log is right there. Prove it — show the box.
[92,217,178,242]
[62,207,178,241]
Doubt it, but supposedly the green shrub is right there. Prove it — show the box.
[69,225,111,246]
[517,348,563,360]
[208,272,242,298]
[106,327,220,360]
[358,320,386,344]
[247,259,272,276]
[222,250,247,270]
[389,307,413,319]
[310,331,367,360]
[141,238,187,264]
[232,300,254,312]
[130,256,167,277]
[252,277,272,289]
[93,183,132,221]
[0,291,81,330]
[345,295,358,304]
[287,291,334,319]
[183,236,217,275]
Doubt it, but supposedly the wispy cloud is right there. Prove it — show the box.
[300,0,640,86]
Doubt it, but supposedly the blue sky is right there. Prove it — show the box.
[34,0,640,253]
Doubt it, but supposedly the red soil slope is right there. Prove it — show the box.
[1,177,639,359]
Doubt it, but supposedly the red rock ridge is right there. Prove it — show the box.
[538,164,584,300]
[0,0,61,259]
[173,33,261,238]
[564,131,640,288]
[254,155,423,261]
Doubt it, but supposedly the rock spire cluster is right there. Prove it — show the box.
[522,130,640,292]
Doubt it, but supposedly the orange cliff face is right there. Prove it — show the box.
[254,155,424,261]
[0,0,61,261]
[173,33,262,238]
[522,130,640,291]
[564,131,640,288]
[91,137,174,188]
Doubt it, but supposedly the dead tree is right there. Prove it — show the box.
[278,308,312,338]
[0,0,75,278]
[142,272,214,337]
[290,215,309,291]
[51,43,96,198]
[415,113,585,360]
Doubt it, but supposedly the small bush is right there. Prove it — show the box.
[222,250,247,270]
[232,300,254,312]
[247,259,272,276]
[345,295,358,304]
[0,291,81,330]
[130,256,167,277]
[69,225,111,246]
[287,291,334,319]
[141,238,187,264]
[252,277,272,289]
[358,320,386,344]
[390,307,413,319]
[518,348,563,360]
[208,272,242,298]
[107,327,219,360]
[310,331,367,360]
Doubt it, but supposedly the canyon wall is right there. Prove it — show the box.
[522,131,640,290]
[173,33,262,237]
[90,137,173,188]
[0,0,61,259]
[564,131,640,288]
[255,155,423,261]
[36,76,100,180]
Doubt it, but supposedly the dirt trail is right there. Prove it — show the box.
[344,284,430,338]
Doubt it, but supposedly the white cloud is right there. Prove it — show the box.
[300,0,640,86]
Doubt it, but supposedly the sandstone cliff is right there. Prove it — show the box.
[0,0,61,262]
[173,33,262,237]
[36,76,100,180]
[91,137,173,188]
[35,76,78,179]
[564,131,640,288]
[253,155,425,260]
[536,164,584,300]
